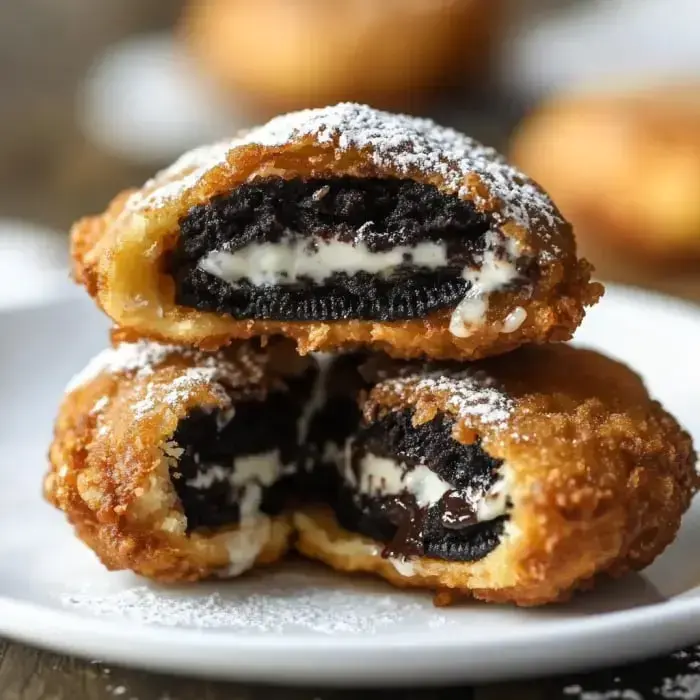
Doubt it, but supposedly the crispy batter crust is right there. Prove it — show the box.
[511,85,700,261]
[71,105,602,360]
[45,341,305,582]
[296,345,698,605]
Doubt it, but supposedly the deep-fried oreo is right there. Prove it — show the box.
[45,339,315,582]
[71,103,601,360]
[295,344,698,606]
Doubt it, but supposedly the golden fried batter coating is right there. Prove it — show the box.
[71,103,601,360]
[45,340,311,582]
[295,345,697,606]
[511,85,700,263]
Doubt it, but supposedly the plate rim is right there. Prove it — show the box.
[2,282,700,684]
[2,592,700,686]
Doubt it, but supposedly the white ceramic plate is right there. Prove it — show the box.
[1,287,700,687]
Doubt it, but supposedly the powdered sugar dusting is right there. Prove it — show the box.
[560,644,700,700]
[66,341,184,392]
[126,103,560,232]
[133,139,236,212]
[66,341,270,395]
[132,367,220,420]
[59,571,450,635]
[382,369,515,428]
[247,103,559,229]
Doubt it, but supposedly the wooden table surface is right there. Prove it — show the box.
[3,636,700,699]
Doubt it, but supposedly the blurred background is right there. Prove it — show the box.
[1,0,700,310]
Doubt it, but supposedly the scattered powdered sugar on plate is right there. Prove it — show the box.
[657,675,700,699]
[561,644,700,700]
[59,570,450,635]
[127,103,560,232]
[564,690,644,700]
[655,648,700,699]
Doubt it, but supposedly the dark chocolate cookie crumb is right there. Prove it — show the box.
[169,176,492,322]
[172,268,469,322]
[176,176,490,253]
[171,377,313,532]
[333,408,506,563]
[356,408,503,491]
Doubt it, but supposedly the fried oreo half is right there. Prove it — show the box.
[45,339,316,582]
[72,103,601,360]
[295,345,698,606]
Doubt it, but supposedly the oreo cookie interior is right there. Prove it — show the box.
[169,176,498,322]
[332,408,508,563]
[170,369,315,532]
[301,352,372,499]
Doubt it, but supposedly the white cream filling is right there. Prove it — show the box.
[218,516,272,577]
[473,474,510,522]
[297,353,332,471]
[349,453,452,508]
[185,448,291,519]
[449,232,523,338]
[170,424,293,576]
[390,557,418,577]
[199,236,449,286]
[199,226,526,338]
[501,306,527,334]
[182,450,284,578]
[345,450,510,522]
[346,451,512,579]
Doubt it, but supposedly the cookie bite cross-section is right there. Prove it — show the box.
[295,345,698,606]
[72,103,602,360]
[330,377,511,568]
[45,339,316,582]
[172,177,492,324]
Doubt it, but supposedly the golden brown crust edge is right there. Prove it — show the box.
[297,346,698,606]
[45,344,296,582]
[105,255,601,359]
[70,120,603,359]
[46,343,697,599]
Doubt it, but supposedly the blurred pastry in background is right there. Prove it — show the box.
[511,85,700,264]
[181,0,502,114]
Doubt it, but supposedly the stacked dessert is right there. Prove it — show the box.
[45,104,697,605]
